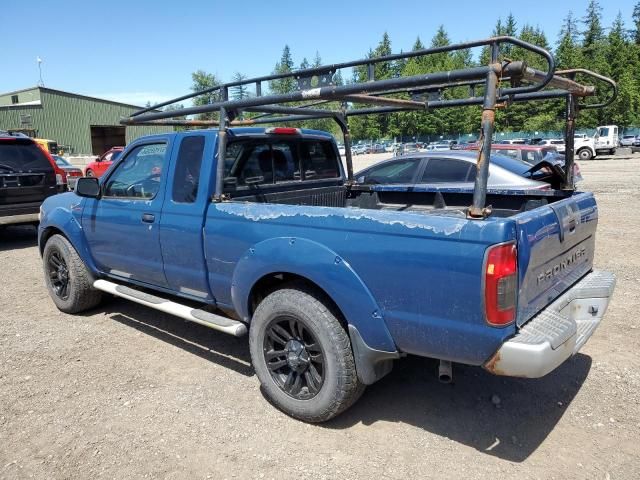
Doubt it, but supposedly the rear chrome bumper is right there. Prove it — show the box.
[484,270,616,378]
[0,213,40,226]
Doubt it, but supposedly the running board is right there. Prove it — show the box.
[93,279,247,337]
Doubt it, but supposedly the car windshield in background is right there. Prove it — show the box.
[112,151,123,161]
[489,154,533,176]
[52,155,72,167]
[0,140,53,171]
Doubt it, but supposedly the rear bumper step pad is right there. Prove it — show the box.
[484,270,615,378]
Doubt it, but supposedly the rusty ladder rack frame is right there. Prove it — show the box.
[121,36,616,219]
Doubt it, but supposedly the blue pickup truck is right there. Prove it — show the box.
[38,126,615,421]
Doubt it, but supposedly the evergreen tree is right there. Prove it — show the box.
[191,70,220,120]
[312,51,322,68]
[607,13,629,79]
[299,57,310,70]
[582,0,604,56]
[556,11,582,68]
[230,72,249,101]
[633,2,640,44]
[581,0,608,126]
[503,13,518,56]
[350,33,394,140]
[603,13,640,125]
[372,32,393,79]
[270,45,296,94]
[480,17,506,64]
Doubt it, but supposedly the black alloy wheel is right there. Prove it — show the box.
[263,315,325,400]
[47,251,70,300]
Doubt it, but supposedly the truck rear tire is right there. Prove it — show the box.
[577,148,593,160]
[43,234,103,313]
[249,284,364,422]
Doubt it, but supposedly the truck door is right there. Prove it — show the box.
[159,133,215,302]
[82,141,170,287]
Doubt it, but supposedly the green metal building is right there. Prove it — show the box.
[0,87,172,155]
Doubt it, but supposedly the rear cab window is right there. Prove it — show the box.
[223,137,340,192]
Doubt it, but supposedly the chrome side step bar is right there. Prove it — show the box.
[93,279,247,337]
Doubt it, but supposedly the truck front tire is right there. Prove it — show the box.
[577,148,593,160]
[43,234,103,313]
[249,284,365,422]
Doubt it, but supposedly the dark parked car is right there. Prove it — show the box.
[354,151,550,190]
[0,132,59,227]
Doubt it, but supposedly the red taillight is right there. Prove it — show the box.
[484,243,517,326]
[265,127,301,135]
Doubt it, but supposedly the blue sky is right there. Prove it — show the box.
[2,0,636,106]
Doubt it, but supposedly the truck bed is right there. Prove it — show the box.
[230,183,573,218]
[209,181,597,365]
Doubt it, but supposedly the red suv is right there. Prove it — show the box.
[85,146,124,177]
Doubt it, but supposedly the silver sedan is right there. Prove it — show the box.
[355,151,549,190]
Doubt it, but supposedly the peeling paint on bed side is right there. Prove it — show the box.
[213,202,476,236]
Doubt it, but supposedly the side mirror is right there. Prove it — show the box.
[75,177,100,198]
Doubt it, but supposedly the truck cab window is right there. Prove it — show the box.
[223,139,339,190]
[172,136,205,203]
[272,143,298,182]
[300,141,339,180]
[103,143,166,199]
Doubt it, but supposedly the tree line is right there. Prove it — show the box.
[190,0,640,140]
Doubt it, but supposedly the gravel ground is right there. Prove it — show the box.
[1,154,639,479]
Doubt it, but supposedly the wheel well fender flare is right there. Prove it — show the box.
[231,237,397,352]
[39,208,99,276]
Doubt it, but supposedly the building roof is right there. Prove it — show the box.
[0,86,149,110]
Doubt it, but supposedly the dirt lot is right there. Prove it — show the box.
[1,155,639,479]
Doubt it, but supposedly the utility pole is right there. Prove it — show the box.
[37,57,44,87]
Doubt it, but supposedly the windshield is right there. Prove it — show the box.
[0,140,53,172]
[489,153,533,175]
[52,155,71,167]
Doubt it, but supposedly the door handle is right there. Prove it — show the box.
[141,213,155,223]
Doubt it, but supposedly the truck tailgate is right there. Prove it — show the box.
[514,192,597,326]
